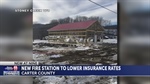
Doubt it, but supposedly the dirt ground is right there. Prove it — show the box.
[33,43,117,65]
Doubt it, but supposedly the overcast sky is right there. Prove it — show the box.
[1,0,149,24]
[33,0,117,24]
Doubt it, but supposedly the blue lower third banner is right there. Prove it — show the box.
[0,65,150,76]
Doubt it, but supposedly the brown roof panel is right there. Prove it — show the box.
[48,20,97,31]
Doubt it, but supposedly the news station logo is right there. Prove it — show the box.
[3,66,20,76]
[5,66,18,71]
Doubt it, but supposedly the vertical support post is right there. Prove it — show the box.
[94,35,97,43]
[101,32,103,43]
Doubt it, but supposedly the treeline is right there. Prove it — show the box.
[50,16,111,26]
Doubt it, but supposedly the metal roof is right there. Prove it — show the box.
[48,20,97,31]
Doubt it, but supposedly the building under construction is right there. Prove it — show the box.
[46,20,104,45]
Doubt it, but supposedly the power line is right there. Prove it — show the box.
[89,0,117,14]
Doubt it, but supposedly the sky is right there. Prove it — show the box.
[33,0,117,24]
[1,0,149,24]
